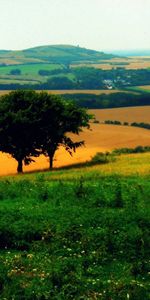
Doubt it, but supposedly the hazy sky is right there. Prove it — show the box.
[0,0,150,51]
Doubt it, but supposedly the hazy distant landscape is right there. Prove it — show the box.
[1,45,150,90]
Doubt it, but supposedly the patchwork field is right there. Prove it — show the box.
[0,89,134,96]
[72,56,150,70]
[0,123,150,176]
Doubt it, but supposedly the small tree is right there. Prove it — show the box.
[10,69,21,75]
[0,90,41,173]
[34,93,91,169]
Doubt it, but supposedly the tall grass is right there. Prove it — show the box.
[0,171,149,299]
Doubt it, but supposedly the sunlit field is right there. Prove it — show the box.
[71,56,150,70]
[90,106,150,124]
[0,124,150,176]
[0,89,134,96]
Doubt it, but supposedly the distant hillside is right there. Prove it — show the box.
[106,49,150,57]
[0,44,116,65]
[1,45,150,91]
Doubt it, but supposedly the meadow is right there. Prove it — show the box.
[0,153,150,299]
[0,64,62,75]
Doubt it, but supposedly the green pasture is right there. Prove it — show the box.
[0,163,149,299]
[0,63,62,76]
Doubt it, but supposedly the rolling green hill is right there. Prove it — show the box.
[0,45,119,89]
[0,44,115,65]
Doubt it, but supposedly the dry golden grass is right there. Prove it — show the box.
[46,152,150,181]
[90,106,150,123]
[46,89,128,95]
[0,89,132,96]
[0,124,150,176]
[73,57,150,70]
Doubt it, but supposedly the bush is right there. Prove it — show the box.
[113,146,150,155]
[91,152,116,164]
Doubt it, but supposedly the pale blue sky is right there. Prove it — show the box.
[0,0,150,51]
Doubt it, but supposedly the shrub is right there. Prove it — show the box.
[91,152,116,164]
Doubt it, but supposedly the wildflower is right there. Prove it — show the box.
[27,254,33,259]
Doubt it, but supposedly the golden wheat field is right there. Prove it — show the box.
[0,89,132,96]
[90,106,150,124]
[0,123,150,176]
[71,57,150,70]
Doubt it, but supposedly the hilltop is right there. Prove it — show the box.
[0,44,115,65]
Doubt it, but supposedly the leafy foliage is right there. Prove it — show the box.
[0,90,90,172]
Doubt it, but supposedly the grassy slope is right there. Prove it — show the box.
[0,153,150,299]
[0,45,115,64]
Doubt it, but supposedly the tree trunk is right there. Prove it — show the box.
[17,159,23,173]
[49,154,53,170]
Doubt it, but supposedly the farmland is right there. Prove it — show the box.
[0,88,135,97]
[0,122,150,176]
[71,56,150,70]
[0,84,150,299]
[90,105,150,124]
[1,45,150,90]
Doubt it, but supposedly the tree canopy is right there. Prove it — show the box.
[0,90,91,173]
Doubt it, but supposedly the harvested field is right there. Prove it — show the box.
[72,56,150,70]
[0,89,133,96]
[0,124,150,176]
[90,106,150,123]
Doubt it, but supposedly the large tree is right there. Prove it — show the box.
[0,90,91,173]
[0,90,41,173]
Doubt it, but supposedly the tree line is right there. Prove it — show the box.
[0,90,91,173]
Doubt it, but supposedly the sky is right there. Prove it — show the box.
[0,0,150,51]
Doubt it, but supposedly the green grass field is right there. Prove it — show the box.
[0,63,62,76]
[0,153,150,299]
[0,63,73,85]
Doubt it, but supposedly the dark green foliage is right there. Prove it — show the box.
[113,145,150,155]
[91,152,116,164]
[0,90,41,173]
[131,122,150,130]
[62,92,150,109]
[9,68,21,75]
[0,174,149,299]
[104,120,122,125]
[0,90,90,172]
